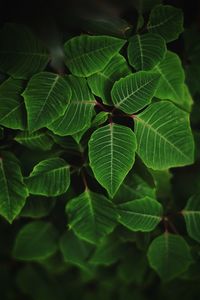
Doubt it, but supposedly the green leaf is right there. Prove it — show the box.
[15,130,54,151]
[0,151,28,223]
[20,195,56,218]
[48,76,95,136]
[133,0,162,13]
[87,54,131,105]
[147,233,192,281]
[154,51,185,105]
[147,5,184,42]
[91,112,109,127]
[66,190,118,244]
[127,33,166,71]
[0,77,26,130]
[134,101,194,170]
[25,158,70,196]
[111,71,160,114]
[13,221,58,260]
[64,35,126,77]
[182,194,200,243]
[0,23,49,79]
[117,197,162,232]
[23,72,71,132]
[89,124,137,197]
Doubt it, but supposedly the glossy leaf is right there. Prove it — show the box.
[15,130,54,151]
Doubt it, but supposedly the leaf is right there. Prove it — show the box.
[89,124,137,197]
[13,221,58,260]
[23,72,71,132]
[0,23,49,79]
[117,197,163,232]
[20,195,56,218]
[48,76,95,136]
[0,151,28,223]
[15,130,54,151]
[182,194,200,243]
[25,158,70,196]
[147,5,184,42]
[87,54,131,105]
[127,33,166,71]
[133,0,162,13]
[91,112,109,127]
[0,77,26,130]
[64,35,126,77]
[111,71,160,114]
[66,190,118,244]
[147,233,192,281]
[154,51,185,105]
[134,101,194,170]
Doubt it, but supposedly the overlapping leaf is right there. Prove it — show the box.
[20,196,56,219]
[15,130,54,151]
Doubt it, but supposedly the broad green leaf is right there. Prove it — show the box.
[147,233,192,281]
[66,190,118,244]
[182,194,200,243]
[134,101,194,170]
[0,151,28,223]
[150,169,172,200]
[111,71,160,114]
[87,54,131,105]
[48,76,95,136]
[15,130,54,151]
[127,33,166,71]
[72,126,90,144]
[89,124,137,197]
[20,196,56,218]
[182,84,193,113]
[13,221,58,260]
[91,112,109,127]
[117,197,162,232]
[0,77,26,129]
[64,35,126,77]
[0,23,49,79]
[147,5,184,42]
[23,72,71,132]
[25,158,70,196]
[154,51,185,105]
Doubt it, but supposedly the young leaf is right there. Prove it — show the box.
[182,194,200,243]
[48,76,95,136]
[66,190,118,244]
[0,23,49,79]
[64,35,126,77]
[0,77,26,130]
[147,233,192,281]
[117,197,163,232]
[15,130,54,151]
[87,54,131,105]
[111,71,160,114]
[154,51,185,105]
[23,72,71,132]
[0,151,28,223]
[13,221,58,260]
[25,158,70,196]
[147,5,184,42]
[134,101,194,169]
[89,124,137,197]
[127,33,166,71]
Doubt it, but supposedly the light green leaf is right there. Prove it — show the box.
[127,33,166,71]
[87,54,131,105]
[20,195,56,218]
[111,71,160,114]
[0,151,28,223]
[13,221,58,260]
[117,197,162,232]
[0,77,26,129]
[182,194,200,243]
[182,84,194,113]
[64,35,126,77]
[25,158,70,196]
[66,190,118,244]
[147,233,192,281]
[89,124,137,197]
[91,112,109,127]
[15,130,54,151]
[23,72,71,132]
[0,23,49,79]
[154,51,185,105]
[48,76,95,136]
[147,5,184,42]
[134,101,194,169]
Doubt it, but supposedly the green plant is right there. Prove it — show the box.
[0,1,200,299]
